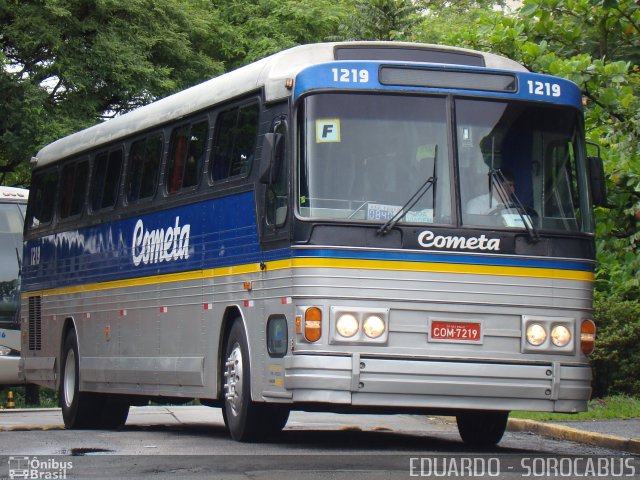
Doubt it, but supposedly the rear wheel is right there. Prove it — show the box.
[222,320,289,441]
[59,330,129,429]
[456,410,509,447]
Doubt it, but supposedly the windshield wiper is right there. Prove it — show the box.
[490,169,540,243]
[378,147,437,236]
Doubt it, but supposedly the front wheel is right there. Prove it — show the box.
[456,410,509,448]
[222,320,289,441]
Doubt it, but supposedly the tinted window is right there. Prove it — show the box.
[59,160,88,219]
[166,121,208,193]
[211,104,259,181]
[91,149,123,211]
[27,169,58,228]
[127,134,162,202]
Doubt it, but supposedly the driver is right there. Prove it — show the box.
[466,170,516,215]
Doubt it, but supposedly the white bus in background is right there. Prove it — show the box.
[0,186,28,385]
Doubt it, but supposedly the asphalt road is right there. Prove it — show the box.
[0,406,637,479]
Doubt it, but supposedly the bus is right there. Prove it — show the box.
[21,42,604,445]
[0,186,28,386]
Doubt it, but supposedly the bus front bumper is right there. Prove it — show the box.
[283,354,591,413]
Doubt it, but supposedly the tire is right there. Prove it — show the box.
[98,395,130,429]
[222,320,289,441]
[60,330,129,429]
[456,410,509,448]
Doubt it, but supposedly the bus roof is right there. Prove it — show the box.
[0,186,29,203]
[33,42,527,169]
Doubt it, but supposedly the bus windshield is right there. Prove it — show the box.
[298,93,592,233]
[457,99,592,233]
[298,93,452,225]
[0,202,25,329]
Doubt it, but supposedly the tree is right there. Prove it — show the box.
[215,0,353,69]
[0,0,233,186]
[343,0,421,41]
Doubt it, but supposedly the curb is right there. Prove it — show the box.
[508,418,640,455]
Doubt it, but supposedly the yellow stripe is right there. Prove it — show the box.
[22,257,593,298]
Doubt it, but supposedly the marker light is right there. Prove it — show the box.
[526,323,547,346]
[363,315,386,338]
[580,319,596,354]
[304,307,322,342]
[336,313,359,338]
[551,325,572,347]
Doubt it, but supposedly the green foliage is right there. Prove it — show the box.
[0,386,58,408]
[345,0,421,41]
[216,0,353,68]
[590,292,640,397]
[0,0,230,185]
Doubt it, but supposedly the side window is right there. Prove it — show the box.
[91,149,123,211]
[127,134,162,202]
[211,103,259,181]
[27,169,59,229]
[166,120,208,193]
[265,120,288,228]
[59,160,89,219]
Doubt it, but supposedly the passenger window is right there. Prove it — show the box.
[91,149,123,211]
[27,169,58,228]
[167,121,208,193]
[211,103,259,181]
[127,134,162,202]
[59,160,89,219]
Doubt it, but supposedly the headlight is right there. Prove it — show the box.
[336,313,359,338]
[0,346,12,356]
[363,315,385,338]
[526,324,547,346]
[551,325,571,347]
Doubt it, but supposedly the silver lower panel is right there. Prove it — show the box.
[284,354,591,413]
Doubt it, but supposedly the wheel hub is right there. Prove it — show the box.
[224,343,243,415]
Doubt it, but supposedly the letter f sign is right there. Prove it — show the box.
[316,119,340,143]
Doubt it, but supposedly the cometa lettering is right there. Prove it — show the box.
[418,230,500,251]
[132,216,190,266]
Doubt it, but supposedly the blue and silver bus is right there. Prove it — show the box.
[0,186,28,386]
[21,42,603,445]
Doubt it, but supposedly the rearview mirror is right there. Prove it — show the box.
[587,155,607,207]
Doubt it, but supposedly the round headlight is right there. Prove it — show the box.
[336,313,359,338]
[526,323,547,346]
[363,315,386,338]
[551,325,571,347]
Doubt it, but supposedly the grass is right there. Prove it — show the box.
[511,395,640,422]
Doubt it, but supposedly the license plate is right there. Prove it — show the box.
[430,320,482,343]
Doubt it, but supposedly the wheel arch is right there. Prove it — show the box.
[216,305,248,398]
